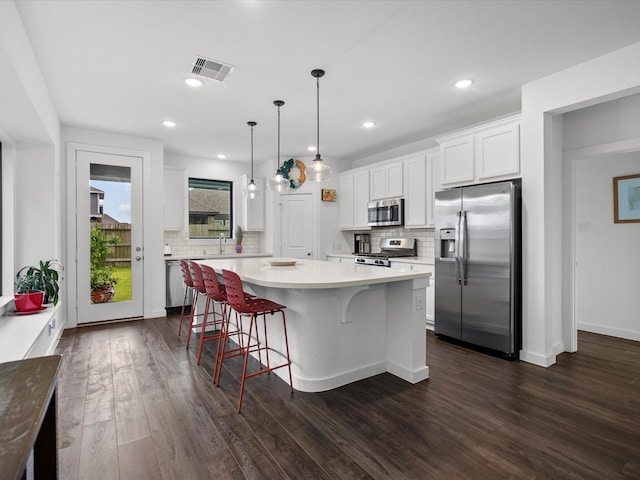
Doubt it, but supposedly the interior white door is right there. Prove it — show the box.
[281,193,313,259]
[76,149,143,323]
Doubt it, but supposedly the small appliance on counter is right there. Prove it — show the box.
[353,233,371,254]
[354,237,417,267]
[164,244,172,256]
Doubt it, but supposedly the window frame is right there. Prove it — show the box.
[187,177,234,240]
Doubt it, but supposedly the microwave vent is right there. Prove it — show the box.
[190,56,234,82]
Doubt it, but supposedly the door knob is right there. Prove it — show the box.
[136,256,142,261]
[307,252,311,256]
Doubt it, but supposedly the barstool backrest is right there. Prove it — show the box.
[180,259,194,288]
[201,264,226,302]
[189,261,207,294]
[221,269,250,313]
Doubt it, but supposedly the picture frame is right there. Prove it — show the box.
[613,173,640,223]
[321,189,336,202]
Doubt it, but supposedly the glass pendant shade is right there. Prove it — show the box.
[269,100,290,192]
[244,179,262,199]
[309,154,332,182]
[268,168,290,192]
[309,68,330,182]
[243,121,262,199]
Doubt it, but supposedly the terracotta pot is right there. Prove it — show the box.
[91,284,115,304]
[14,291,44,312]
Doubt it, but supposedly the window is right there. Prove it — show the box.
[188,178,233,239]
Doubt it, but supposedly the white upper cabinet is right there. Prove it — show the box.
[235,174,265,231]
[403,148,438,229]
[476,121,520,180]
[369,161,403,200]
[339,169,370,230]
[164,166,185,230]
[436,114,521,189]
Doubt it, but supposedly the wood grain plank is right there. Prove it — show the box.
[77,419,119,480]
[117,436,162,480]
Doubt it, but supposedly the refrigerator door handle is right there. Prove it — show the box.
[460,210,468,285]
[455,211,462,284]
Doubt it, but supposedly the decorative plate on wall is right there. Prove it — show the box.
[281,159,306,189]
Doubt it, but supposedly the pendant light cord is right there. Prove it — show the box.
[316,76,320,157]
[277,103,281,169]
[250,124,254,180]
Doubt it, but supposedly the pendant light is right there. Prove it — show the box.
[243,121,262,200]
[308,68,331,182]
[268,100,291,192]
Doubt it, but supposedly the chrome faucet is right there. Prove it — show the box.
[219,233,226,254]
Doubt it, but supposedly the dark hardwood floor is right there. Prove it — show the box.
[54,312,640,479]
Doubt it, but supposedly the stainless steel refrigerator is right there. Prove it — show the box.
[434,180,521,358]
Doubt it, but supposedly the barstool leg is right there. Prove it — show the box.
[280,310,294,393]
[186,291,198,349]
[178,286,190,336]
[196,296,211,365]
[237,313,257,413]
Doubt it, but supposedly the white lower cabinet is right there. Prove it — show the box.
[389,261,434,328]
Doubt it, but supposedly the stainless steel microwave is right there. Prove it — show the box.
[368,198,404,227]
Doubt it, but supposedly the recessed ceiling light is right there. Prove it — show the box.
[217,154,226,159]
[362,121,376,128]
[455,78,474,89]
[162,120,176,127]
[185,78,203,87]
[307,146,317,152]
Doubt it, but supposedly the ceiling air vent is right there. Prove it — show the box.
[191,56,234,82]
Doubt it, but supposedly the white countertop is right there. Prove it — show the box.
[199,257,430,289]
[164,252,272,261]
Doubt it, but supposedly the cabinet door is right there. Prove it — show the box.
[369,165,387,200]
[339,172,355,229]
[476,122,520,180]
[164,167,185,230]
[353,170,371,229]
[404,155,427,227]
[439,137,474,186]
[235,174,265,231]
[387,162,403,198]
[370,162,403,200]
[425,150,438,227]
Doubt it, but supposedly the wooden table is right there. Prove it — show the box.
[0,355,62,480]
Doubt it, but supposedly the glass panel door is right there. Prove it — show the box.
[76,150,143,323]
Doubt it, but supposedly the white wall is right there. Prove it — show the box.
[521,41,640,366]
[574,152,640,340]
[0,1,62,302]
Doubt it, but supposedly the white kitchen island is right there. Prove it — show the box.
[199,257,431,392]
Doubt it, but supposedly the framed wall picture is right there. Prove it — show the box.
[613,173,640,223]
[322,189,336,202]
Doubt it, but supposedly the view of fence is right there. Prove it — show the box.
[96,223,131,267]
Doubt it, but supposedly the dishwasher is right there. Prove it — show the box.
[165,260,193,309]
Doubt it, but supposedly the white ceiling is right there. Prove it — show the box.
[15,0,640,167]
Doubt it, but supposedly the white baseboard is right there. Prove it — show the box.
[578,323,640,342]
[519,349,556,367]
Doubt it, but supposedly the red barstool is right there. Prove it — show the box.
[220,269,293,413]
[197,264,229,366]
[185,261,212,352]
[177,260,195,337]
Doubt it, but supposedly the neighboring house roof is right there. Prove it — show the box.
[189,189,229,216]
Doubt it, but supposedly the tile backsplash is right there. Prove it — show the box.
[164,230,261,257]
[347,227,435,262]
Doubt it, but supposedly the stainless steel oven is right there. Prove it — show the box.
[367,198,403,227]
[354,238,417,267]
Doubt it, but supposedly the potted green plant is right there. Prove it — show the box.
[90,225,119,303]
[15,259,63,312]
